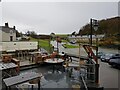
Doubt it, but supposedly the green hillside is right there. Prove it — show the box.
[79,16,120,36]
[78,16,120,48]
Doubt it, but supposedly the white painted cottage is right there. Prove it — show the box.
[0,23,16,42]
[0,23,38,52]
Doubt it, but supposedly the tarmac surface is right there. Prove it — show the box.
[99,60,120,89]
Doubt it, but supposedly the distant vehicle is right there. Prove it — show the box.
[40,48,48,55]
[100,53,114,62]
[97,52,105,58]
[101,53,120,62]
[108,56,120,68]
[69,40,76,44]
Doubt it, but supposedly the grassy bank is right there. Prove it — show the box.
[30,37,52,52]
[62,44,79,48]
[30,36,78,51]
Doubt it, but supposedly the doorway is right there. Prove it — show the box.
[10,36,13,41]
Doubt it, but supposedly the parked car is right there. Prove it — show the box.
[108,57,120,68]
[101,53,120,62]
[97,52,105,58]
[109,54,120,60]
[100,53,114,62]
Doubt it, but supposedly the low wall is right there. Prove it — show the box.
[0,41,38,52]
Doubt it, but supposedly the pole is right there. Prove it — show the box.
[90,18,100,85]
[96,36,98,64]
[79,43,81,68]
[57,40,59,53]
[88,18,93,81]
[95,34,99,84]
[56,36,60,54]
[90,18,93,46]
[49,37,51,54]
[37,39,39,50]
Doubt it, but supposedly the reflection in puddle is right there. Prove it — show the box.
[19,65,81,89]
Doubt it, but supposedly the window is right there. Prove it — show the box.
[10,30,13,34]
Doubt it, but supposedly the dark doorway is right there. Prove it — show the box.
[10,36,13,41]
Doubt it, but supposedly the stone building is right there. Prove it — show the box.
[0,23,16,42]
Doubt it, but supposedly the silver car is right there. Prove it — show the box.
[109,58,120,68]
[100,53,114,62]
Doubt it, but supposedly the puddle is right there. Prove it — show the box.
[19,65,81,89]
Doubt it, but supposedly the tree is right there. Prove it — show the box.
[71,31,76,36]
[26,30,37,37]
[30,31,37,37]
[78,16,120,36]
[16,30,21,37]
[50,32,55,40]
[26,31,31,36]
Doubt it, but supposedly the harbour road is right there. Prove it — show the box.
[99,60,120,89]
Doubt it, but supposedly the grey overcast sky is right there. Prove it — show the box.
[1,0,119,34]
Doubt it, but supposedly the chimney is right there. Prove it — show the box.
[5,22,9,27]
[13,26,16,30]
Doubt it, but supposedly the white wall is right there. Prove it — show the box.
[0,41,38,51]
[2,31,16,41]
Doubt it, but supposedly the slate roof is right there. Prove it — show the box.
[0,26,16,33]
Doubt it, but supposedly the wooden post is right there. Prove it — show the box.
[12,58,20,73]
[37,39,39,50]
[78,43,81,68]
[57,40,59,53]
[49,37,51,54]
